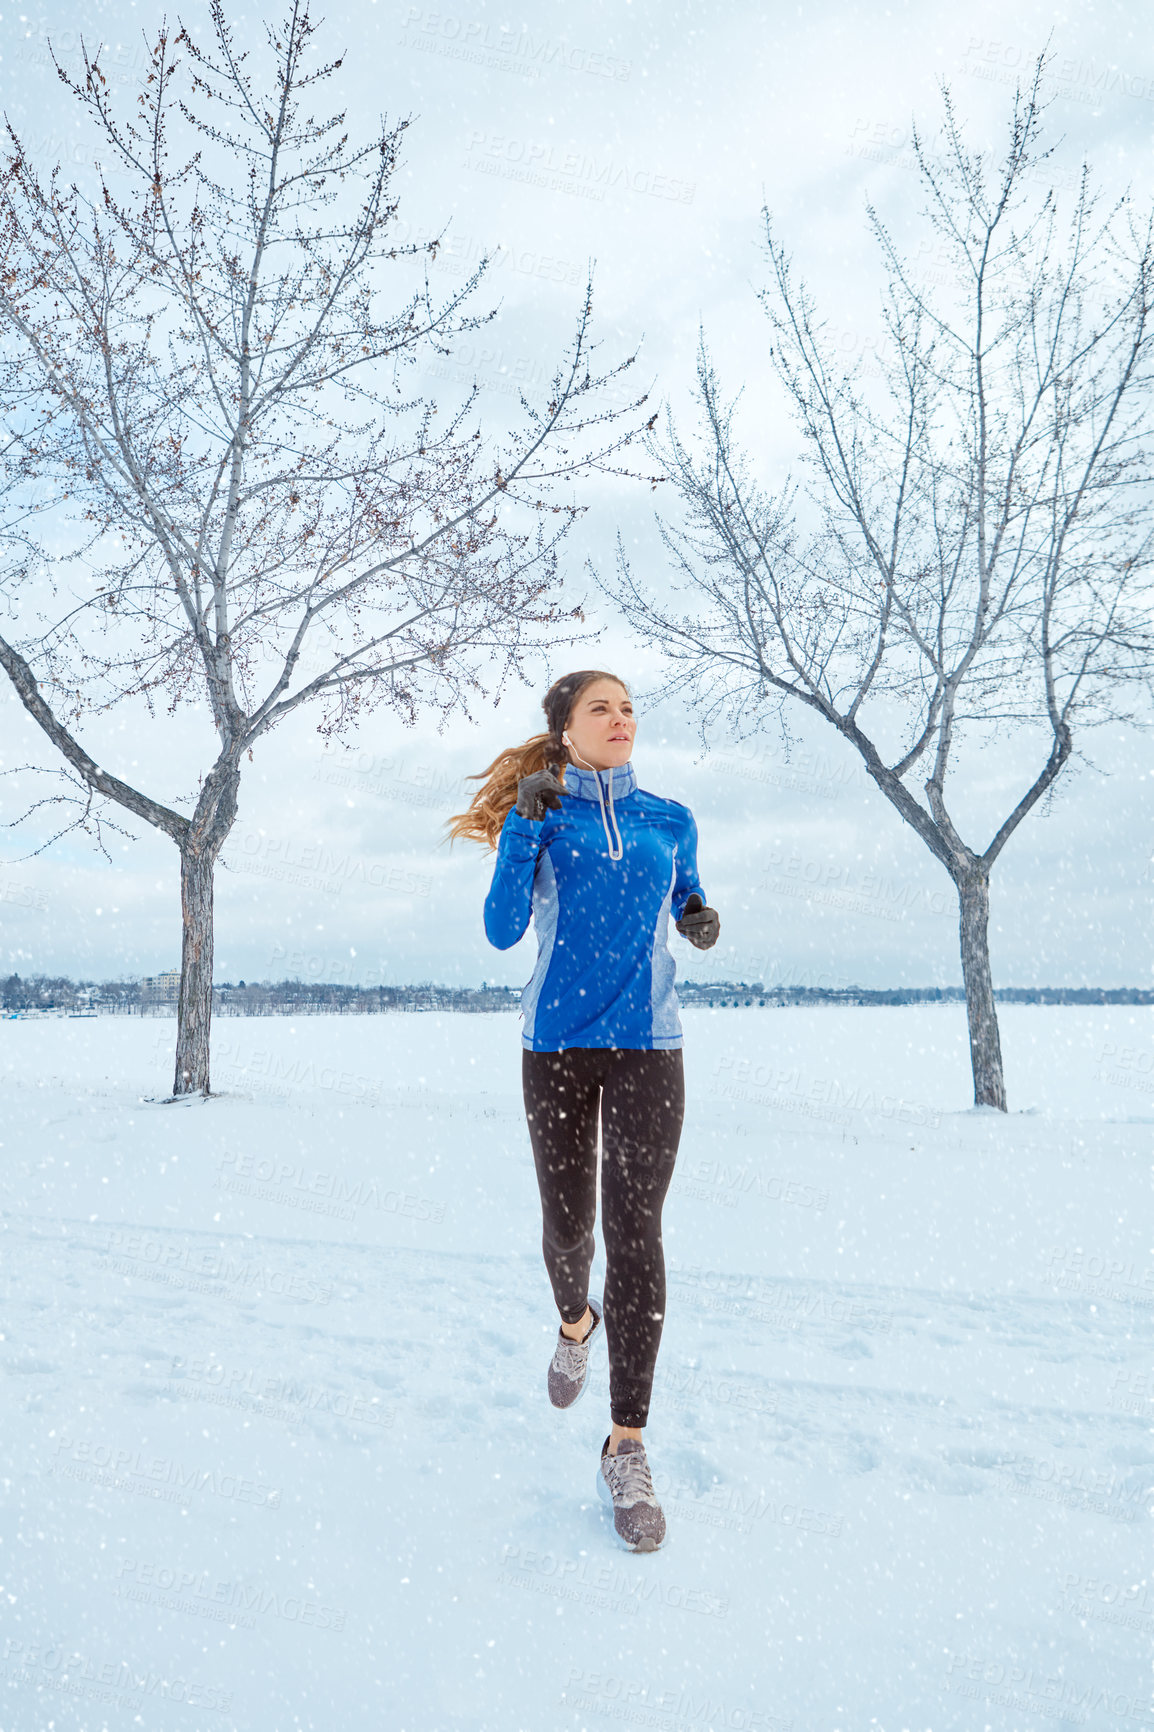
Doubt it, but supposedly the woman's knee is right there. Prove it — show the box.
[600,1216,665,1273]
[542,1220,596,1261]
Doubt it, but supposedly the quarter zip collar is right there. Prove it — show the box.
[562,761,637,802]
[561,760,633,860]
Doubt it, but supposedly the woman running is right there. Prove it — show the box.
[447,669,720,1551]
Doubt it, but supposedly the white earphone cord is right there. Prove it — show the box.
[562,734,624,861]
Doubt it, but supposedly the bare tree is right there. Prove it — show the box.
[0,1,648,1096]
[598,65,1154,1109]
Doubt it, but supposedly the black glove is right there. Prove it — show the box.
[515,763,568,822]
[675,891,720,950]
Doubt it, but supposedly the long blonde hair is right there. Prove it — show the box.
[445,670,630,851]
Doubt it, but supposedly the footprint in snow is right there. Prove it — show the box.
[827,1337,875,1359]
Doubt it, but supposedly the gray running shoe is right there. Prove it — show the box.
[597,1434,666,1552]
[547,1299,602,1409]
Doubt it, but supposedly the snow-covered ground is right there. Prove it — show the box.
[2,1005,1152,1732]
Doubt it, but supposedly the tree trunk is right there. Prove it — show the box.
[172,760,241,1097]
[954,862,1007,1111]
[175,844,215,1094]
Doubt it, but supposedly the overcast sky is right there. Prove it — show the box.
[1,0,1152,990]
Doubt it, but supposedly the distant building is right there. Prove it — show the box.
[141,968,181,1003]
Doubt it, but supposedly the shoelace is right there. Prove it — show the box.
[553,1334,591,1380]
[607,1447,658,1507]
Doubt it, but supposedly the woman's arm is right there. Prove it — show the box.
[670,805,706,920]
[483,809,544,949]
[672,806,720,947]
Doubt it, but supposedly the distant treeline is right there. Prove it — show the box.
[0,975,519,1015]
[715,985,1154,1007]
[3,973,1154,1015]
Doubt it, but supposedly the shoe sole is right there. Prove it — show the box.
[547,1303,603,1411]
[596,1464,665,1553]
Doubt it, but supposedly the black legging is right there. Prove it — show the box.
[521,1046,685,1429]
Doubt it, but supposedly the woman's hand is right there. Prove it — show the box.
[515,764,568,822]
[675,892,720,949]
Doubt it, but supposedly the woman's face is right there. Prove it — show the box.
[563,679,636,772]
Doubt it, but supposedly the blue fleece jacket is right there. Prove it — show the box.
[483,760,706,1051]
